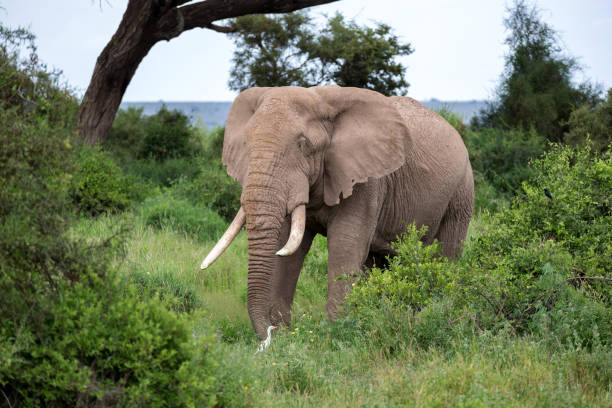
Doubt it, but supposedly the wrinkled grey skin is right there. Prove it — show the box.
[222,86,474,339]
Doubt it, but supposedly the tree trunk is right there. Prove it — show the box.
[78,0,339,145]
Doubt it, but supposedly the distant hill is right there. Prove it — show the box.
[120,99,487,128]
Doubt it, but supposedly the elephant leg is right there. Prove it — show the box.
[269,218,315,328]
[435,177,474,259]
[326,183,381,320]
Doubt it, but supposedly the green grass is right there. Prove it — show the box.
[71,210,611,407]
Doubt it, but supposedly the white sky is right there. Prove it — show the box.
[2,0,611,102]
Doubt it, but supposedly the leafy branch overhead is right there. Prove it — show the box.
[228,12,414,95]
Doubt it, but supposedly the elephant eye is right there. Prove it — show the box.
[297,134,313,155]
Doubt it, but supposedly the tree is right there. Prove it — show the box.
[78,0,339,146]
[474,0,600,142]
[228,12,413,95]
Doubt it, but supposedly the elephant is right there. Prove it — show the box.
[201,85,474,340]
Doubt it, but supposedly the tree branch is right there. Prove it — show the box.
[206,23,237,33]
[157,0,339,38]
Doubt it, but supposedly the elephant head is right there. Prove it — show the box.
[201,86,409,339]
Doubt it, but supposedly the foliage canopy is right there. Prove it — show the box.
[228,12,413,95]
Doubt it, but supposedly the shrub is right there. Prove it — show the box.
[0,25,219,406]
[564,88,612,153]
[460,143,611,346]
[169,165,242,223]
[71,147,148,215]
[192,125,242,221]
[103,106,148,164]
[197,165,242,221]
[472,172,508,213]
[346,225,470,353]
[349,224,459,313]
[140,192,228,241]
[348,144,610,352]
[1,276,218,407]
[465,126,545,194]
[200,125,225,161]
[105,105,203,163]
[137,106,199,161]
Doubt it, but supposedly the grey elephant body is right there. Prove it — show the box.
[215,86,473,339]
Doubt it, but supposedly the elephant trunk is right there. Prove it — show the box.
[242,161,287,340]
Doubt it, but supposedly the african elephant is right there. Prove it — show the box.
[201,85,474,340]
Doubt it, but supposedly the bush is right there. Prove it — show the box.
[564,88,612,153]
[349,224,459,313]
[348,144,611,352]
[460,143,611,346]
[71,147,149,215]
[0,25,219,406]
[193,126,242,221]
[472,172,508,213]
[105,105,203,163]
[465,126,545,194]
[103,106,148,164]
[137,106,199,161]
[140,192,228,241]
[346,225,470,353]
[1,277,218,407]
[197,165,242,221]
[169,165,242,223]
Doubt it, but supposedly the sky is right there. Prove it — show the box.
[2,0,611,102]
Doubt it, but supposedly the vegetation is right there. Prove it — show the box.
[0,26,218,407]
[2,3,611,406]
[228,12,413,95]
[565,88,612,153]
[474,0,601,143]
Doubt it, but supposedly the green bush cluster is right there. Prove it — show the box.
[71,147,149,215]
[0,25,220,406]
[2,276,218,407]
[348,144,611,352]
[127,157,202,187]
[349,224,459,312]
[465,126,545,196]
[105,105,202,163]
[564,88,612,153]
[105,108,242,221]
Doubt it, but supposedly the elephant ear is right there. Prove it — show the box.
[222,87,270,186]
[314,86,409,206]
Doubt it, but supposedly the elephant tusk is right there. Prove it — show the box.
[200,207,246,269]
[276,205,306,257]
